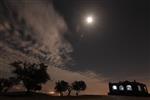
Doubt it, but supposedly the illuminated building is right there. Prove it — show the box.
[108,80,149,96]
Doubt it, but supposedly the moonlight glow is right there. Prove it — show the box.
[86,16,94,24]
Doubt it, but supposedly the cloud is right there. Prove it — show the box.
[0,42,108,94]
[0,0,73,66]
[42,67,108,95]
[0,0,108,95]
[0,0,149,95]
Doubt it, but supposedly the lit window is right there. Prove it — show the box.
[138,85,142,91]
[144,86,147,92]
[126,85,132,91]
[119,85,124,91]
[112,85,117,90]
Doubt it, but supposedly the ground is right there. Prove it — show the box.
[0,93,150,100]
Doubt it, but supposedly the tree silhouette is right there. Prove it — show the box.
[67,85,72,96]
[55,80,69,96]
[11,61,50,92]
[0,77,18,93]
[72,81,87,96]
[0,78,8,93]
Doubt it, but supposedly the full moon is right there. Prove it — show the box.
[86,16,94,24]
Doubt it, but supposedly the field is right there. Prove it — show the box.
[0,93,150,100]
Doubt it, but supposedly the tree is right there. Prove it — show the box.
[0,78,8,93]
[0,77,18,93]
[72,81,87,96]
[67,85,72,96]
[55,80,69,96]
[11,61,50,92]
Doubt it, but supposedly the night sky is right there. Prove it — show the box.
[53,0,150,80]
[0,0,149,95]
[52,0,150,94]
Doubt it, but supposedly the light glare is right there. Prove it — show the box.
[112,85,117,90]
[86,16,93,24]
[48,91,55,95]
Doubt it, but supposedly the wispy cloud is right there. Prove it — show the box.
[0,0,108,95]
[0,0,73,66]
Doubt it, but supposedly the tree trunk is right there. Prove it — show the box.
[26,88,31,93]
[60,92,63,96]
[3,88,8,93]
[76,91,79,96]
[68,90,71,96]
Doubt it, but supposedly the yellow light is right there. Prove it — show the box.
[48,91,55,95]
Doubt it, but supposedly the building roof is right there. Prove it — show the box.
[109,80,146,86]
